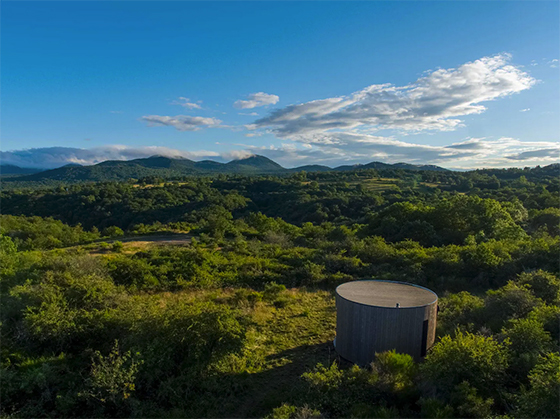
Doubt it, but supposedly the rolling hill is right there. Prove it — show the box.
[2,155,449,184]
[0,164,44,176]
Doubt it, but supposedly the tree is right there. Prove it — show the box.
[437,292,484,335]
[450,381,494,418]
[422,332,510,398]
[515,352,560,418]
[501,318,553,380]
[516,270,560,305]
[484,281,542,331]
[0,235,18,276]
[102,226,124,237]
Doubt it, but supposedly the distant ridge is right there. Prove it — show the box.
[335,161,448,172]
[0,164,44,175]
[225,155,285,173]
[3,155,450,183]
[290,164,332,172]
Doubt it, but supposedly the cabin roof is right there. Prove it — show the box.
[336,280,437,308]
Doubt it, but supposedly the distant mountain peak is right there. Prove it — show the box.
[0,164,45,175]
[147,154,190,160]
[225,154,285,172]
[234,154,271,162]
[233,154,257,160]
[3,155,450,184]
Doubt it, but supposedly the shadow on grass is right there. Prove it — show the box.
[208,341,339,418]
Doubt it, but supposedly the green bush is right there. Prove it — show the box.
[263,281,287,301]
[81,340,143,416]
[422,332,510,398]
[102,226,124,237]
[112,241,124,252]
[516,270,560,305]
[515,352,560,418]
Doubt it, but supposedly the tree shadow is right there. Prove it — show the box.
[205,341,341,418]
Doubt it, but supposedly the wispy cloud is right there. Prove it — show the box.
[0,146,220,169]
[2,137,558,170]
[234,92,279,109]
[141,115,222,131]
[171,97,202,109]
[549,59,559,68]
[506,148,559,161]
[7,54,551,171]
[236,136,559,169]
[253,54,535,137]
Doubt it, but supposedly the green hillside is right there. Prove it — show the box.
[2,155,450,186]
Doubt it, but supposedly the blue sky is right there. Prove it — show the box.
[2,1,559,169]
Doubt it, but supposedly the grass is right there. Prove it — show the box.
[48,241,336,417]
[309,177,443,193]
[183,288,337,417]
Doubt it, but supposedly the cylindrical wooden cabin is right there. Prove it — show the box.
[335,280,438,364]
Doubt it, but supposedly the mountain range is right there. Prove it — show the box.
[0,164,44,175]
[1,155,449,183]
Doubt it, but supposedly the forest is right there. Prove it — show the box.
[1,164,559,418]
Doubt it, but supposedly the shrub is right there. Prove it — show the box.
[516,270,560,305]
[501,317,553,380]
[263,282,287,302]
[422,332,510,398]
[102,226,124,237]
[515,352,560,418]
[107,257,159,289]
[484,281,542,331]
[232,288,263,307]
[437,292,485,336]
[268,404,322,419]
[112,241,124,253]
[82,340,143,416]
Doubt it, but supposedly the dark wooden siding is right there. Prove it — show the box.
[335,294,437,364]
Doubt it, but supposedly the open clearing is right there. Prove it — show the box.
[85,232,193,254]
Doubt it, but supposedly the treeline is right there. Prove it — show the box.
[1,167,558,231]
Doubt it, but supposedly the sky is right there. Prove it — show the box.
[1,1,559,169]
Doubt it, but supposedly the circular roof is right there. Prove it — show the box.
[336,280,437,308]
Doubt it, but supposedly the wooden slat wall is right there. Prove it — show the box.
[335,294,437,364]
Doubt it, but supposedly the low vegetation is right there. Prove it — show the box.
[1,164,558,418]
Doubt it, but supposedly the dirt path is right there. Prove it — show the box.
[112,233,194,245]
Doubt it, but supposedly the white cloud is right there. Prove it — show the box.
[0,146,221,169]
[232,135,559,169]
[520,108,530,112]
[171,97,202,109]
[239,112,259,116]
[2,137,558,170]
[221,150,255,160]
[253,54,535,136]
[549,59,559,68]
[141,115,222,131]
[5,55,551,171]
[506,148,559,161]
[234,92,279,109]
